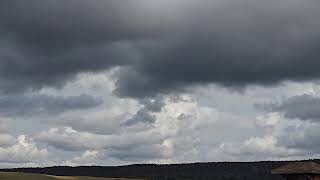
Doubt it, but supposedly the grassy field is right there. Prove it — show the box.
[0,172,141,180]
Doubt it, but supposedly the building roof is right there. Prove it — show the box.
[272,162,320,174]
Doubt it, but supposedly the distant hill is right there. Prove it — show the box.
[1,159,319,180]
[0,172,135,180]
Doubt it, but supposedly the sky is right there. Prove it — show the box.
[0,0,320,167]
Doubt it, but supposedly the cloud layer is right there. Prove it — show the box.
[1,0,320,97]
[0,94,102,117]
[261,94,320,121]
[1,0,320,167]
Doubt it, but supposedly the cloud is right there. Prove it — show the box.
[0,0,320,98]
[32,90,320,163]
[1,0,320,165]
[0,0,173,49]
[277,121,320,153]
[122,96,164,126]
[217,136,304,161]
[36,94,225,161]
[0,94,102,117]
[59,99,139,134]
[36,126,174,162]
[0,41,132,94]
[255,113,282,128]
[259,94,320,121]
[114,0,320,98]
[63,150,100,166]
[0,134,16,147]
[219,112,320,161]
[0,135,48,164]
[0,0,171,94]
[36,127,168,152]
[123,109,156,126]
[36,127,109,151]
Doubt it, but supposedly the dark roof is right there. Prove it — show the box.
[272,162,320,174]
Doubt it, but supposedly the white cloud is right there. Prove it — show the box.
[255,112,282,128]
[217,136,303,161]
[59,98,140,134]
[0,135,48,164]
[3,72,320,166]
[0,134,15,147]
[63,150,100,166]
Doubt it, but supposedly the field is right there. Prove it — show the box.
[0,172,139,180]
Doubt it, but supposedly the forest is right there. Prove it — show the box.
[2,160,319,180]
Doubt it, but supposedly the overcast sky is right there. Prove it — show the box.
[0,0,320,167]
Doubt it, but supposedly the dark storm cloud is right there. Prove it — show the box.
[1,0,320,98]
[113,0,320,98]
[261,94,320,122]
[0,94,102,117]
[0,0,170,51]
[0,0,164,94]
[114,0,320,98]
[0,43,133,93]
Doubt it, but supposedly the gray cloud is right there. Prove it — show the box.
[139,97,165,112]
[114,0,320,98]
[0,42,131,94]
[123,97,164,126]
[0,94,102,117]
[1,0,320,99]
[260,94,320,121]
[36,127,168,153]
[0,134,16,147]
[0,0,170,51]
[0,0,157,94]
[3,0,320,164]
[123,109,156,126]
[277,122,320,152]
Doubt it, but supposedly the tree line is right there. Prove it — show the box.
[1,159,319,180]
